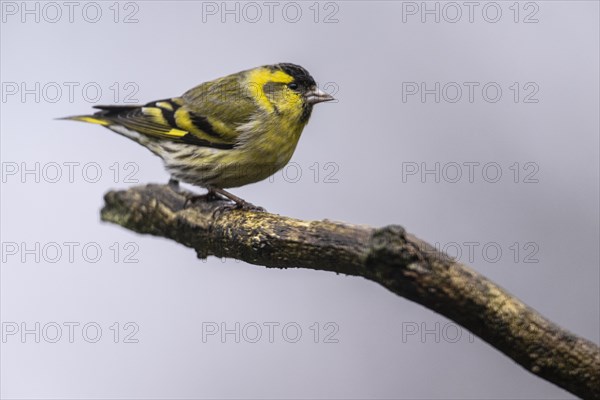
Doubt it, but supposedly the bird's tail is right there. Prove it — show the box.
[57,114,111,126]
[58,105,150,144]
[58,104,141,126]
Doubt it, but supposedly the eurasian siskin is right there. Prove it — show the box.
[62,63,334,207]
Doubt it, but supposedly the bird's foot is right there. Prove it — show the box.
[168,178,180,191]
[236,200,265,212]
[208,187,266,213]
[177,185,265,213]
[170,180,226,208]
[183,192,228,209]
[222,200,265,212]
[210,201,265,220]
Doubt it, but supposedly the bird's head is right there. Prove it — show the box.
[246,63,334,123]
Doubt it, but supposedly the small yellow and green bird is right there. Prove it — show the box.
[62,63,334,208]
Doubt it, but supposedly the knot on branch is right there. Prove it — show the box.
[366,224,426,271]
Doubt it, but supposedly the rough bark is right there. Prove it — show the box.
[100,184,600,399]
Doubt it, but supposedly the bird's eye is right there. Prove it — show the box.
[288,83,298,90]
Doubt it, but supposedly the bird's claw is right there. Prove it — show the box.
[235,201,265,212]
[178,185,265,213]
[211,201,265,219]
[183,193,226,208]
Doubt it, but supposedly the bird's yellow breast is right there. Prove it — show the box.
[204,112,306,188]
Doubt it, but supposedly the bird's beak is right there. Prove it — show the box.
[305,87,335,105]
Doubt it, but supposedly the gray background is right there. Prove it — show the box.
[1,1,598,398]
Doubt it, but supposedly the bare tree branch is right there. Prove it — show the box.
[101,184,600,399]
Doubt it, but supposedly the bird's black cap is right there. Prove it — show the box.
[275,63,316,87]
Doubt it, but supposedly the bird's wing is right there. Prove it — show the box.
[181,73,259,130]
[91,97,239,149]
[65,71,261,149]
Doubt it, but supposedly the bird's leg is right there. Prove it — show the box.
[205,187,225,202]
[208,187,246,204]
[176,183,264,212]
[208,187,265,212]
[181,186,228,208]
